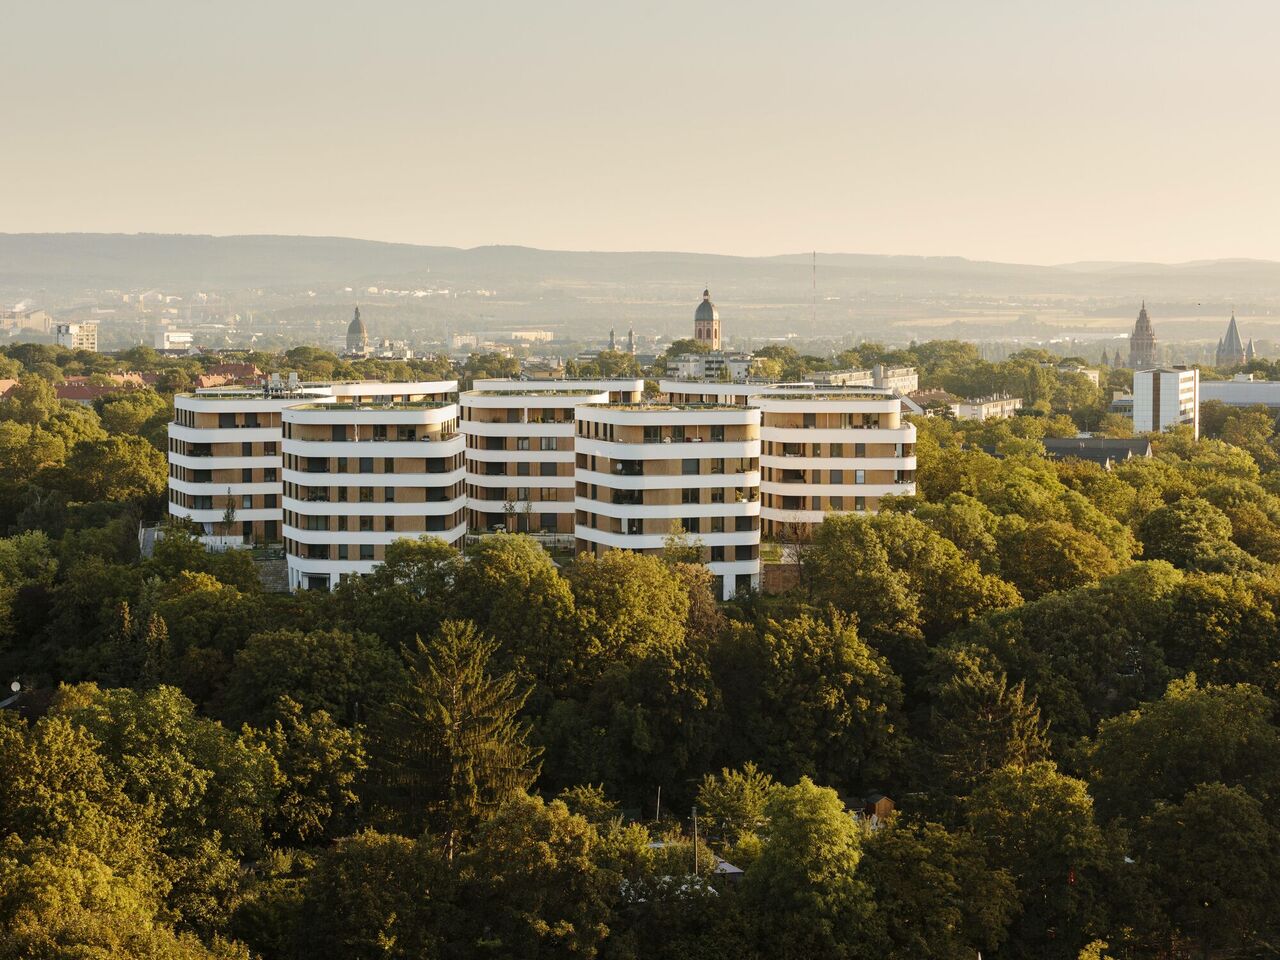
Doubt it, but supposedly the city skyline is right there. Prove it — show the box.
[6,1,1280,264]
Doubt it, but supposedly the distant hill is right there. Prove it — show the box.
[4,233,1280,302]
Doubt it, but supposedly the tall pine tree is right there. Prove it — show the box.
[372,619,541,857]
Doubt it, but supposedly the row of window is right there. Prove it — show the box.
[169,439,279,457]
[283,511,461,533]
[287,453,463,474]
[284,482,465,503]
[768,441,912,457]
[466,436,564,451]
[283,420,457,441]
[168,466,279,483]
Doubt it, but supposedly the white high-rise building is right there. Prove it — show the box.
[574,402,762,599]
[1133,367,1199,439]
[54,321,98,352]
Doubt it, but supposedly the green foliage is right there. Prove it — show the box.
[370,620,541,850]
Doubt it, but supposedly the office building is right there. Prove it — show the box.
[1133,366,1199,438]
[574,402,761,599]
[1200,373,1280,409]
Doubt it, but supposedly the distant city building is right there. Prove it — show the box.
[346,306,370,355]
[0,306,52,334]
[1042,436,1152,469]
[508,330,554,342]
[1133,366,1199,438]
[953,394,1023,421]
[1215,312,1247,368]
[1199,373,1280,409]
[870,364,919,394]
[1044,362,1100,387]
[53,321,98,352]
[694,289,721,350]
[667,351,753,382]
[1128,302,1157,369]
[154,329,195,352]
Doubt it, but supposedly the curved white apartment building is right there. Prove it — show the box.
[167,380,458,548]
[168,390,314,542]
[574,403,761,600]
[753,389,916,536]
[281,395,466,591]
[461,388,610,535]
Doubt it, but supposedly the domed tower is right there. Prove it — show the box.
[1128,301,1157,369]
[694,289,721,350]
[346,306,369,355]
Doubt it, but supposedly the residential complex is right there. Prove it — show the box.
[459,378,643,535]
[1133,366,1200,438]
[281,391,465,591]
[574,402,762,599]
[167,375,916,595]
[754,389,916,537]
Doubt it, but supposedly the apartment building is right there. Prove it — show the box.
[753,389,917,536]
[574,402,762,600]
[168,389,306,542]
[53,321,98,352]
[281,394,465,591]
[167,380,456,549]
[661,379,804,407]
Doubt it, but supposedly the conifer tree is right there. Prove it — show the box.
[373,619,541,857]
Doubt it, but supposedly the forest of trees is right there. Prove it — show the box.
[5,340,1280,958]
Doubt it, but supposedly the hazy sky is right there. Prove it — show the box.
[5,0,1280,263]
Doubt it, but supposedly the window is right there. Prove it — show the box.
[671,425,685,442]
[855,496,866,512]
[685,517,701,534]
[263,494,278,508]
[219,413,235,428]
[517,462,531,476]
[241,495,253,509]
[359,487,374,502]
[337,456,348,472]
[337,516,348,531]
[338,544,348,560]
[540,437,557,451]
[710,489,725,504]
[682,459,699,475]
[338,487,348,502]
[854,469,865,484]
[710,546,725,562]
[384,487,396,502]
[540,462,557,477]
[241,441,252,456]
[264,468,277,482]
[682,487,699,504]
[541,488,557,501]
[516,487,531,501]
[830,469,843,483]
[831,496,844,510]
[385,515,395,531]
[516,437,530,451]
[373,424,387,440]
[710,425,725,442]
[830,442,844,457]
[854,443,866,457]
[359,457,373,473]
[360,544,374,561]
[710,516,724,533]
[643,425,661,443]
[803,413,816,428]
[264,443,277,456]
[331,425,345,441]
[384,457,394,472]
